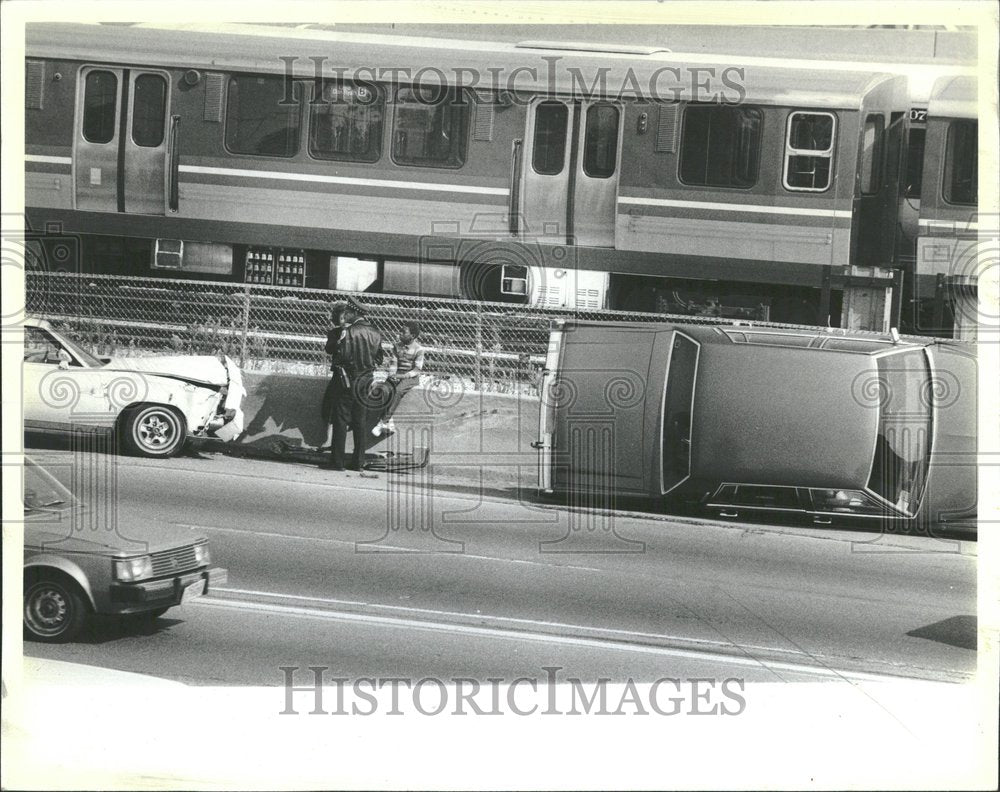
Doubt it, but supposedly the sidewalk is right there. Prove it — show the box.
[207,371,539,489]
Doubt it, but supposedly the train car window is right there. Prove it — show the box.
[309,81,383,163]
[678,105,762,188]
[860,114,884,195]
[225,75,301,158]
[82,70,118,144]
[392,86,468,168]
[583,103,620,179]
[783,111,836,192]
[903,127,925,199]
[943,120,977,206]
[131,74,167,148]
[661,333,699,494]
[532,101,568,175]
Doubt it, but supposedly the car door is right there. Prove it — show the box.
[23,326,117,431]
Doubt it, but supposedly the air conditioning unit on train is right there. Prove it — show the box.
[528,267,608,310]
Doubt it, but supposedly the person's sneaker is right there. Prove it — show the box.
[386,419,396,432]
[372,422,384,436]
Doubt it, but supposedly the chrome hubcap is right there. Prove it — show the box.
[26,587,68,634]
[138,413,175,448]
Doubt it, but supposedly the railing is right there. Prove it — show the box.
[25,271,920,394]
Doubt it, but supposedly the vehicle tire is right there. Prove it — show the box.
[121,404,186,457]
[24,576,89,643]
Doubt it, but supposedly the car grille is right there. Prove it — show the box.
[150,544,200,577]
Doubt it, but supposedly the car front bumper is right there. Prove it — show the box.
[108,566,227,614]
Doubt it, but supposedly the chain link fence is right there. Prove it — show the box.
[25,271,922,395]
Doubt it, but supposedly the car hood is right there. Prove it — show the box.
[25,513,209,556]
[103,355,229,388]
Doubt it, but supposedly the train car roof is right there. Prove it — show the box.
[26,22,905,109]
[927,75,978,119]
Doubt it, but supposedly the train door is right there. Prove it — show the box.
[853,110,888,265]
[518,98,622,246]
[73,66,173,214]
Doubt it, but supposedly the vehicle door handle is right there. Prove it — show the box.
[718,510,739,518]
[509,138,523,235]
[167,115,181,212]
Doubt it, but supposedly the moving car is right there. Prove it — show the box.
[23,456,228,642]
[536,320,977,530]
[23,317,245,457]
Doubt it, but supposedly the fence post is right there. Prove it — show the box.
[239,284,250,367]
[474,303,483,392]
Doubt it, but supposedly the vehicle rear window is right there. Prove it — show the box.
[867,350,932,516]
[661,333,698,493]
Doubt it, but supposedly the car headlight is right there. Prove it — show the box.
[114,555,153,582]
[194,543,211,565]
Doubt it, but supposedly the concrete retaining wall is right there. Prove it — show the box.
[230,372,539,484]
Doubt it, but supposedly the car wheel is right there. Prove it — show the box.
[122,404,186,457]
[24,577,88,643]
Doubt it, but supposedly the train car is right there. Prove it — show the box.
[909,76,979,337]
[24,22,960,326]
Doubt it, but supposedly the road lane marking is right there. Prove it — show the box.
[203,587,963,683]
[186,524,606,572]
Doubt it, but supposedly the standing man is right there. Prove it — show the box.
[320,300,349,445]
[325,301,384,471]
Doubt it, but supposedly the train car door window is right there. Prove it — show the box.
[679,105,762,188]
[582,104,620,178]
[392,86,468,168]
[943,120,977,205]
[309,81,383,163]
[74,66,173,215]
[131,74,167,147]
[783,111,836,192]
[82,70,118,144]
[225,75,301,157]
[903,127,926,199]
[532,101,569,175]
[860,114,884,195]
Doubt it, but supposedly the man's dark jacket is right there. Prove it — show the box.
[331,318,384,377]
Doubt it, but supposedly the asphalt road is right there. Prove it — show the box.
[23,448,977,685]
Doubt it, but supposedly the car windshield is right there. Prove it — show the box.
[24,326,104,368]
[867,349,932,515]
[24,461,78,514]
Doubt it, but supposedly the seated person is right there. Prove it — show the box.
[373,321,426,436]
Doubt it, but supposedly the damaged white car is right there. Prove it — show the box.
[23,317,245,457]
